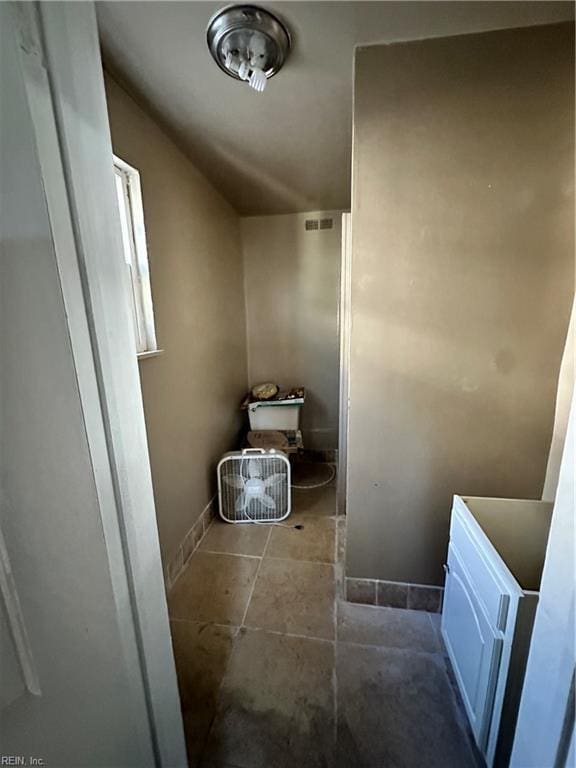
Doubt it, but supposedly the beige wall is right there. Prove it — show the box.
[347,23,575,585]
[104,74,247,567]
[241,212,342,450]
[542,298,574,501]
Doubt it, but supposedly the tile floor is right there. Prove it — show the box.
[168,466,480,768]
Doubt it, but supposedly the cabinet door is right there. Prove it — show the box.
[442,545,503,754]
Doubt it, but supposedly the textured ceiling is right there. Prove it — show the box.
[97,1,574,215]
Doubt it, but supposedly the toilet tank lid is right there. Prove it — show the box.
[248,398,304,411]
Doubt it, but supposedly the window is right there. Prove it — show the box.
[113,155,158,355]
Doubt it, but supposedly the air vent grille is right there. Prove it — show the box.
[305,218,333,232]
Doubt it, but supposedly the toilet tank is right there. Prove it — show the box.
[247,400,302,431]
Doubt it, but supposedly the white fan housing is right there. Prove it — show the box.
[217,449,291,523]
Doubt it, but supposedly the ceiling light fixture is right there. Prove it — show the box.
[206,5,291,94]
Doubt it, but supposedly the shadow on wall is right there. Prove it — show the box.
[105,72,249,572]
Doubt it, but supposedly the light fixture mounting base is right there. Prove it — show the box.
[206,4,291,82]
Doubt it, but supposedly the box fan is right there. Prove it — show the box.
[217,448,291,523]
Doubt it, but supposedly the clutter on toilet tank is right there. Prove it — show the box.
[241,385,305,431]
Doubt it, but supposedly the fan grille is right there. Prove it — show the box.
[218,453,291,523]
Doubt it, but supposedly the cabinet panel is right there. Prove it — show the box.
[451,503,510,631]
[442,545,503,751]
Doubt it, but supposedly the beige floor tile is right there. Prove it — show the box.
[170,621,236,764]
[203,628,335,768]
[169,551,259,625]
[337,601,440,652]
[244,558,335,640]
[292,484,337,517]
[337,643,477,768]
[266,514,335,563]
[291,462,336,488]
[199,519,271,557]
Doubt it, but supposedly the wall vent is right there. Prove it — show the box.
[305,218,333,231]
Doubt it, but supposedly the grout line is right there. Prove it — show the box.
[266,555,336,566]
[260,523,274,563]
[195,549,337,567]
[264,555,336,568]
[343,599,441,616]
[169,617,240,631]
[336,638,446,656]
[241,624,335,645]
[171,615,336,645]
[347,575,445,591]
[169,615,441,655]
[198,549,262,560]
[239,527,272,628]
[189,549,337,568]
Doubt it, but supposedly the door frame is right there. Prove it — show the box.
[338,212,352,515]
[12,3,187,764]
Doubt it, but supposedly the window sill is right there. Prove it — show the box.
[137,349,164,361]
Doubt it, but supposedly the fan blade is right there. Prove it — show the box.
[248,458,261,479]
[259,494,276,510]
[235,492,247,512]
[223,474,245,489]
[264,473,284,488]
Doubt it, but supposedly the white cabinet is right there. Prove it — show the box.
[443,545,503,748]
[442,496,553,768]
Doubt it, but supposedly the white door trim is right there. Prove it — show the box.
[338,212,352,515]
[14,3,187,764]
[0,525,41,698]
